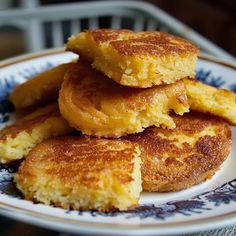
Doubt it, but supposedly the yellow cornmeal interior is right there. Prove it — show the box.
[184,78,236,124]
[15,147,142,211]
[59,78,189,138]
[158,125,219,149]
[67,33,197,88]
[0,117,71,163]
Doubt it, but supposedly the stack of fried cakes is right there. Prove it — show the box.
[2,29,234,212]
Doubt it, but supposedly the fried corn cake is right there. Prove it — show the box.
[59,60,189,138]
[0,103,72,163]
[184,78,236,125]
[10,63,72,109]
[14,136,142,211]
[67,29,199,88]
[125,113,232,192]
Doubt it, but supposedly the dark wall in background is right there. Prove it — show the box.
[148,0,236,56]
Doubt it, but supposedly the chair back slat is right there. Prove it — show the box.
[71,19,81,35]
[51,21,64,47]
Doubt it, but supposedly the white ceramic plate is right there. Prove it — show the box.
[0,49,236,235]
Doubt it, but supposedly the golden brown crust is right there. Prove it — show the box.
[17,137,137,187]
[110,32,198,56]
[0,103,59,141]
[59,60,189,137]
[125,113,232,192]
[85,29,132,42]
[80,29,199,57]
[15,136,142,211]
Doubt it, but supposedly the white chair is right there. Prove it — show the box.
[0,1,234,60]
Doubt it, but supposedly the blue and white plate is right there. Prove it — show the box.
[0,49,236,235]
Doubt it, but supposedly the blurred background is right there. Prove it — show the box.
[0,0,235,61]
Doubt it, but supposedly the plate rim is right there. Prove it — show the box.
[0,49,235,70]
[0,49,236,235]
[1,200,236,235]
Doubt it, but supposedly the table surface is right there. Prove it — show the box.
[1,215,236,236]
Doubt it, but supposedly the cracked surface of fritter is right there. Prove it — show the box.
[125,112,232,192]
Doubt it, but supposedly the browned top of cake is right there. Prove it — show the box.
[16,136,139,188]
[85,29,199,56]
[85,29,132,42]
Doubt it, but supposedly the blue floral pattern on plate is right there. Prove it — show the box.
[0,56,236,225]
[195,69,226,88]
[1,160,236,220]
